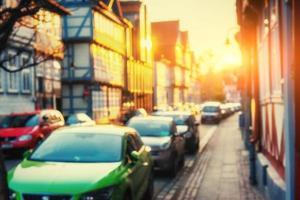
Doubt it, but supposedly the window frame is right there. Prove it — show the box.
[20,54,31,94]
[7,50,19,93]
[0,67,3,93]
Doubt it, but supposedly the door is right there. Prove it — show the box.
[125,134,144,199]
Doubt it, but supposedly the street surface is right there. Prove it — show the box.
[153,114,265,200]
[4,114,264,200]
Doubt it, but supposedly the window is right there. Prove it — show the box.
[127,135,139,152]
[270,0,282,96]
[7,51,19,92]
[131,133,144,151]
[108,88,121,119]
[20,55,31,93]
[126,135,137,164]
[0,68,3,92]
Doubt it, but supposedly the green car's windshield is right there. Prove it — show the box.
[128,120,171,137]
[30,133,122,163]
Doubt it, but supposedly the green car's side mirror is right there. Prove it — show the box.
[130,151,140,162]
[145,146,151,153]
[23,149,33,159]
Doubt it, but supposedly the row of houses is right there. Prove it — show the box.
[236,0,300,199]
[0,0,201,122]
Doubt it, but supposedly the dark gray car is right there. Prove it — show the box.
[127,116,185,177]
[152,111,200,154]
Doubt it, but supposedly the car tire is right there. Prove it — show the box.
[169,153,179,177]
[143,172,154,200]
[196,139,200,150]
[179,153,185,169]
[188,139,198,154]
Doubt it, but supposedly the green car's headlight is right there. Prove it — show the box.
[81,186,114,200]
[9,189,17,200]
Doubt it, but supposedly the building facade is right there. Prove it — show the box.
[0,1,68,115]
[236,0,300,199]
[120,0,153,112]
[152,21,200,107]
[153,59,172,107]
[61,0,128,121]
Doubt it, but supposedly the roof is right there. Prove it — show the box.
[56,125,136,136]
[152,20,180,62]
[180,31,189,50]
[129,116,174,123]
[9,111,41,116]
[152,111,192,116]
[203,101,222,106]
[42,0,70,15]
[152,20,180,46]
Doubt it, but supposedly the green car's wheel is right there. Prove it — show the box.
[123,191,132,200]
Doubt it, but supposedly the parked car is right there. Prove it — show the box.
[152,111,200,154]
[8,125,154,200]
[220,104,231,119]
[201,102,222,124]
[127,116,185,177]
[65,113,96,127]
[134,108,148,117]
[0,110,64,153]
[121,108,148,125]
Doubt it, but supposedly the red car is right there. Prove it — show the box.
[0,110,65,153]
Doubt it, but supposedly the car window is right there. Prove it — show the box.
[127,135,139,151]
[25,115,40,127]
[66,115,79,125]
[153,113,189,126]
[30,133,122,163]
[203,106,220,112]
[0,114,39,128]
[128,120,171,137]
[131,132,144,151]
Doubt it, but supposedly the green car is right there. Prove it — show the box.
[7,125,154,200]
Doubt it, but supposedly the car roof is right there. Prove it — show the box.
[203,102,221,106]
[8,109,61,116]
[54,125,136,136]
[129,116,174,123]
[152,111,192,116]
[8,111,41,116]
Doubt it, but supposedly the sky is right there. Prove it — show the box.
[145,0,239,56]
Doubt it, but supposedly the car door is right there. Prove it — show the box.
[171,122,185,156]
[190,115,199,140]
[131,132,152,196]
[125,134,145,198]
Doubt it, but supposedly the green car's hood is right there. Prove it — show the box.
[9,159,123,195]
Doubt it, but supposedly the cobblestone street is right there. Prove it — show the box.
[154,114,265,200]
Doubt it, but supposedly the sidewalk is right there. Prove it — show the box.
[196,115,265,200]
